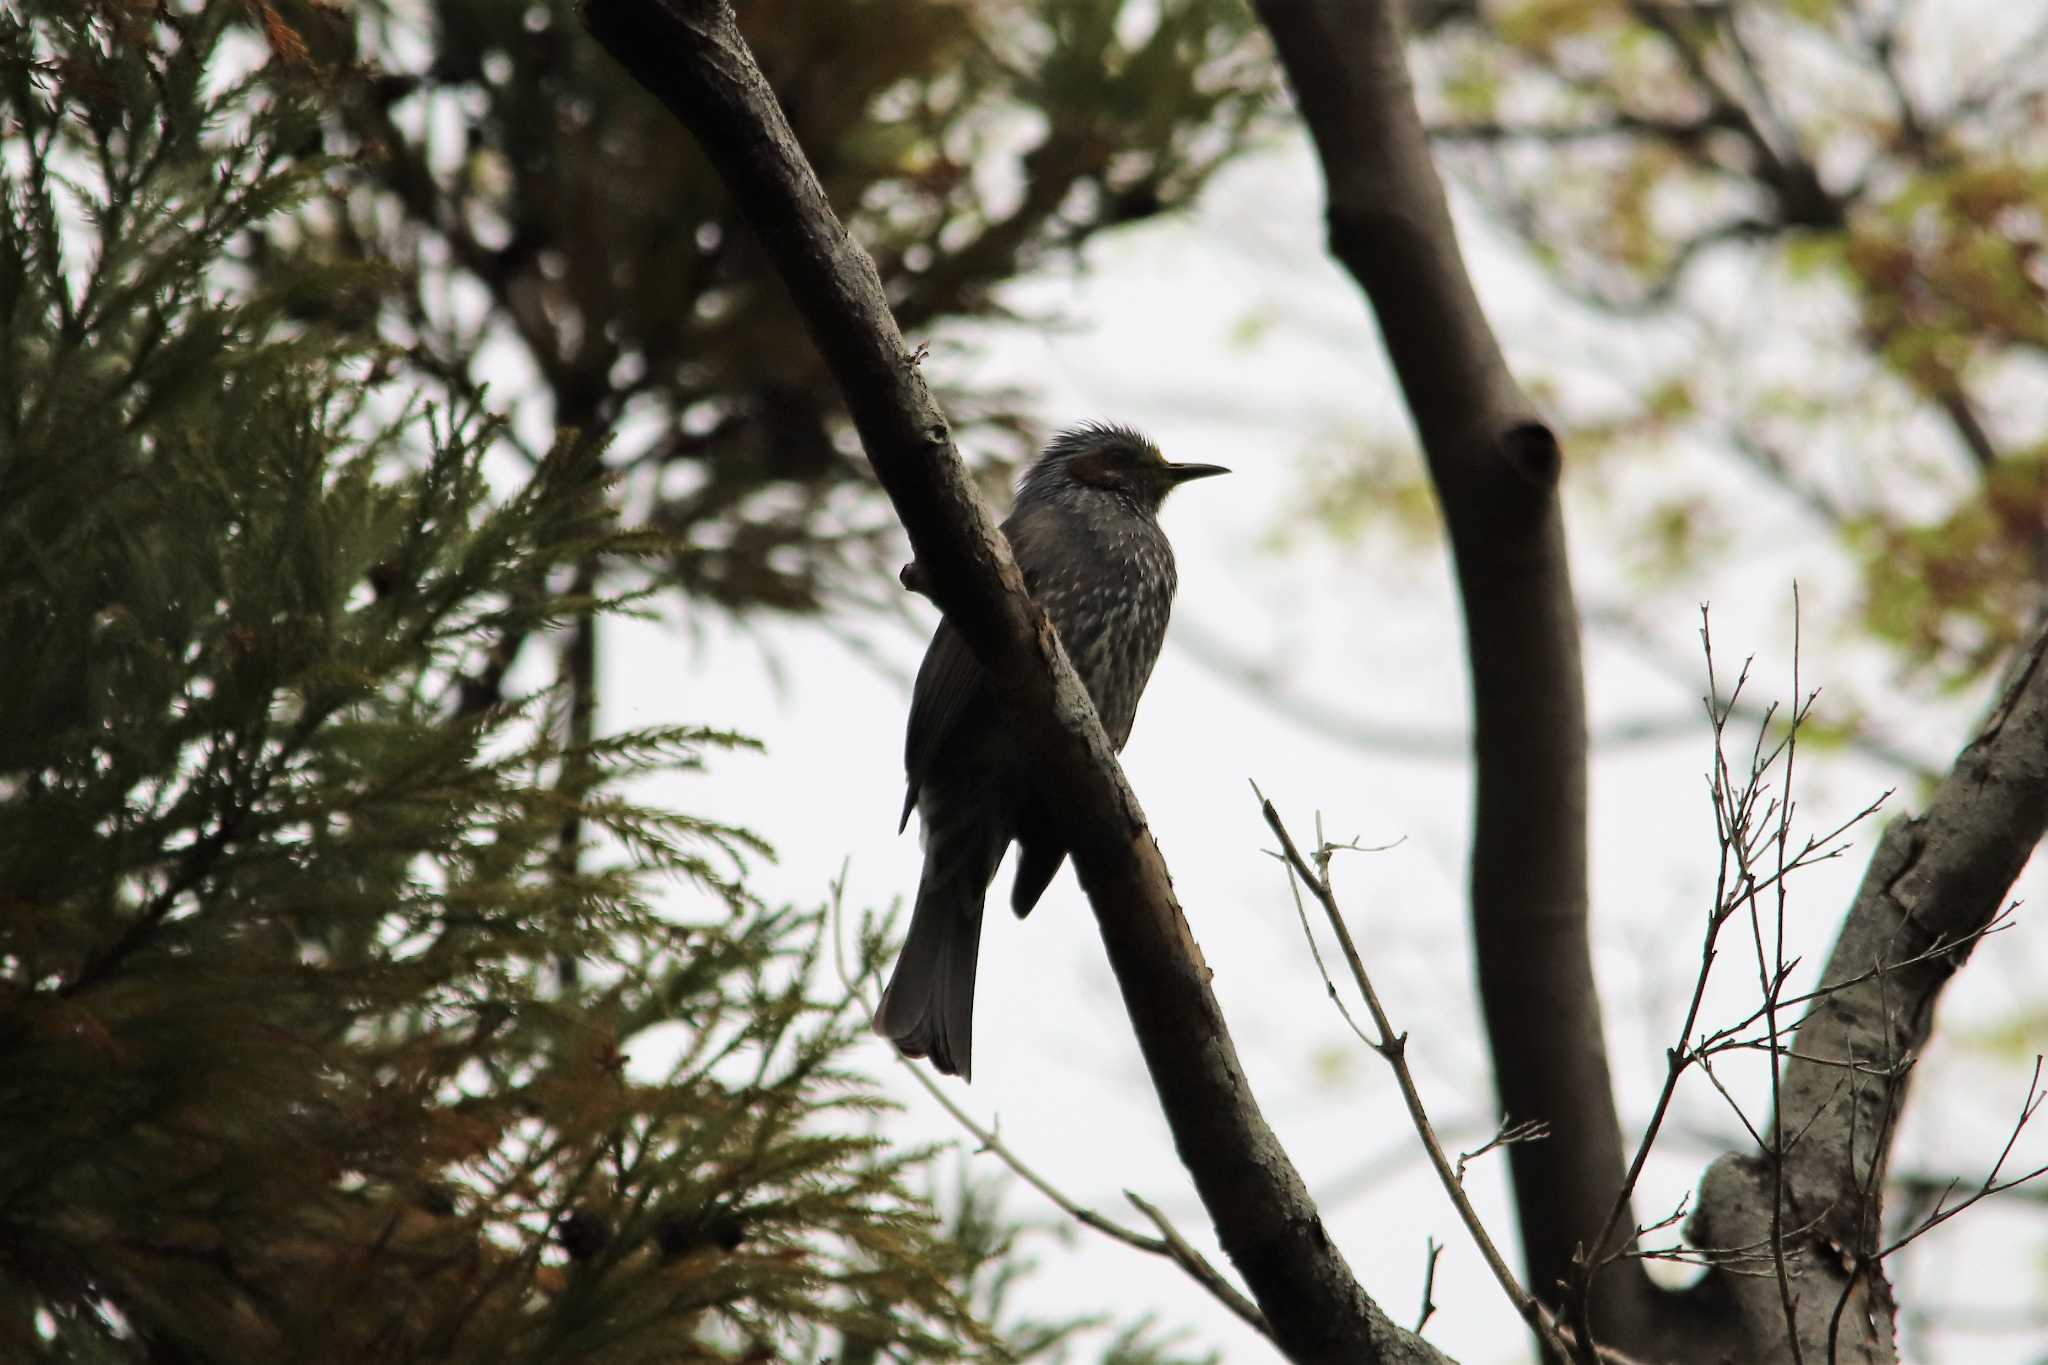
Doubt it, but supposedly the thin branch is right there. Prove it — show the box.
[1427,113,1725,146]
[1633,1201,1835,1273]
[1415,1238,1444,1335]
[1755,585,1807,1364]
[1256,785,1572,1360]
[1259,794,1664,1365]
[1123,1191,1270,1339]
[1691,900,2004,1059]
[1689,607,2048,1358]
[1877,1055,2048,1260]
[1696,1053,1767,1154]
[1855,0,1928,153]
[1585,601,1942,782]
[1935,384,2001,473]
[1722,428,1856,532]
[1316,1123,1488,1214]
[1626,0,1835,228]
[1574,604,1889,1354]
[1457,1119,1552,1185]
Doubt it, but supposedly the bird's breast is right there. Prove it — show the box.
[1031,519,1177,749]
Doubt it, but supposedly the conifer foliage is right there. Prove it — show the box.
[0,5,988,1359]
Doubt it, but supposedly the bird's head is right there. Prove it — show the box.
[1018,423,1229,515]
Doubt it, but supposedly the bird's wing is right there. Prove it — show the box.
[900,618,987,831]
[899,508,1061,832]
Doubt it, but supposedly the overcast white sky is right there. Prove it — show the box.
[591,125,2047,1365]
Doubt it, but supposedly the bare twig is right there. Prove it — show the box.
[1120,1190,1272,1338]
[1427,112,1724,146]
[1692,903,2006,1058]
[1686,605,2048,1358]
[1576,614,1751,1300]
[1755,586,1808,1363]
[1317,1123,1490,1213]
[1877,1055,2048,1260]
[1633,1201,1835,1273]
[1695,1052,1768,1153]
[1583,602,1941,781]
[1416,1237,1444,1334]
[1255,783,1574,1360]
[1457,1119,1553,1184]
[1571,603,1891,1352]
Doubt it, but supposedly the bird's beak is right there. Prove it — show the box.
[1163,462,1231,483]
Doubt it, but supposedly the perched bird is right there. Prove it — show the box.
[875,423,1228,1079]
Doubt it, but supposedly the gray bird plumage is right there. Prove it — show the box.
[874,423,1228,1079]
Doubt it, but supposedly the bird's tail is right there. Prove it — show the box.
[875,810,1005,1081]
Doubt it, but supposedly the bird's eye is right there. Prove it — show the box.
[1069,452,1131,490]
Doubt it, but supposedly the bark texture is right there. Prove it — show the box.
[1248,0,1660,1349]
[580,2,1448,1359]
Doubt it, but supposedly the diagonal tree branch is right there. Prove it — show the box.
[1247,1,1660,1353]
[579,2,1447,1359]
[1689,618,2048,1363]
